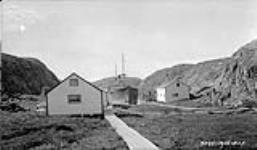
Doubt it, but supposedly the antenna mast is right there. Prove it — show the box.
[115,63,117,77]
[122,52,125,75]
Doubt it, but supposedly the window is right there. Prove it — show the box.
[69,79,79,86]
[176,83,180,87]
[172,93,179,97]
[68,95,81,104]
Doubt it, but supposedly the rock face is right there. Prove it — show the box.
[2,53,59,95]
[140,39,257,106]
[214,40,257,105]
[183,58,230,93]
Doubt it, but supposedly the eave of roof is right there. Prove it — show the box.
[158,79,190,89]
[46,72,104,95]
[158,79,177,88]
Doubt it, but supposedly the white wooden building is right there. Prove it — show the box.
[46,73,105,116]
[156,79,190,103]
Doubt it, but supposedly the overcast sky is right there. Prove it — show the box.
[3,0,257,81]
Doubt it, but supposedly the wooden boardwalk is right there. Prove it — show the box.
[105,114,159,150]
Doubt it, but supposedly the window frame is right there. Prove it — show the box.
[176,83,180,87]
[69,78,79,87]
[172,93,179,97]
[67,94,82,104]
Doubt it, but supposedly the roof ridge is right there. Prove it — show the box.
[46,72,104,94]
[158,78,187,88]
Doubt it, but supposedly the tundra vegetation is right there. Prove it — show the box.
[119,104,257,150]
[0,110,128,150]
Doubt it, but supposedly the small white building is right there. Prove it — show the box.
[46,73,105,116]
[156,79,190,103]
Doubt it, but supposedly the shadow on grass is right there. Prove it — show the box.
[0,111,128,150]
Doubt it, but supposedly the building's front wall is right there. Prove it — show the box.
[165,82,190,102]
[108,88,139,105]
[108,90,127,104]
[48,75,102,115]
[156,88,166,102]
[128,89,138,105]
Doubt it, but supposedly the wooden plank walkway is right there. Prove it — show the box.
[105,114,159,150]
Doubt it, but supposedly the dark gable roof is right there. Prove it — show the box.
[111,85,138,92]
[46,72,104,95]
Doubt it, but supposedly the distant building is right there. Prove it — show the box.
[108,85,138,105]
[46,73,105,116]
[156,79,190,102]
[122,86,138,105]
[117,73,126,79]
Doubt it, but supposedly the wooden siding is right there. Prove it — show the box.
[156,81,190,102]
[156,88,166,102]
[165,82,189,102]
[47,74,102,115]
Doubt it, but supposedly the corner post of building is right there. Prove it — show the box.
[46,95,49,117]
[100,90,105,119]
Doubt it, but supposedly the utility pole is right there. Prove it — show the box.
[115,63,117,77]
[121,52,125,75]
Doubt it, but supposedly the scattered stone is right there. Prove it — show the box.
[113,108,143,118]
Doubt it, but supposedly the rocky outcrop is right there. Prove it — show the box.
[140,39,257,106]
[2,53,59,95]
[213,40,257,106]
[183,58,230,93]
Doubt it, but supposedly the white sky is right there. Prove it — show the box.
[3,0,257,81]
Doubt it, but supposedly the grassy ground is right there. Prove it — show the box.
[120,104,257,150]
[167,99,213,108]
[0,111,128,150]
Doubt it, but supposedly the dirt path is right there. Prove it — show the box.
[105,114,159,150]
[148,102,223,114]
[149,102,252,114]
[151,102,204,111]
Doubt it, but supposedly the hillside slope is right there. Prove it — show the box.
[139,64,193,100]
[214,40,257,105]
[94,76,142,89]
[183,58,230,93]
[140,39,257,106]
[2,53,59,95]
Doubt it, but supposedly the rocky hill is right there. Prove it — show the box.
[94,76,142,89]
[139,59,229,100]
[140,39,257,106]
[213,40,257,105]
[139,64,193,100]
[2,53,59,96]
[183,58,230,93]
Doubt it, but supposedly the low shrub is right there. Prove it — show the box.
[241,99,257,108]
